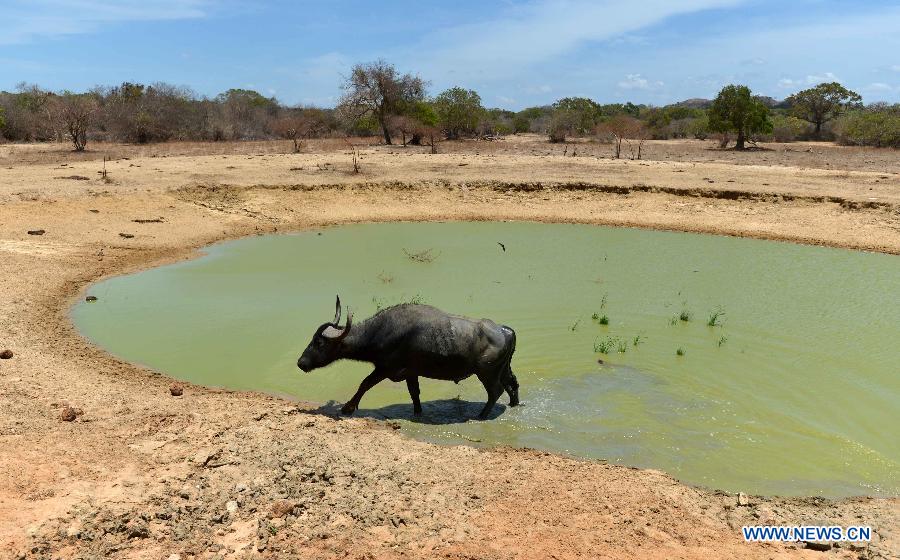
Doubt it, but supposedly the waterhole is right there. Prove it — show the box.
[73,222,900,497]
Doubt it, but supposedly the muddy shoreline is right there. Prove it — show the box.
[1,140,898,559]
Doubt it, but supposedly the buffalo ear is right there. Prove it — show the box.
[333,295,342,325]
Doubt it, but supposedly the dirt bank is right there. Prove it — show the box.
[0,140,897,559]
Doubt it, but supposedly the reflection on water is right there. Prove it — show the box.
[73,222,900,497]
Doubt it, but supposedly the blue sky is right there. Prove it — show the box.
[3,0,899,109]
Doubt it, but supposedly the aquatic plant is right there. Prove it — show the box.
[707,308,726,327]
[592,313,610,325]
[616,339,628,353]
[676,347,685,356]
[679,310,692,322]
[570,319,581,332]
[377,271,394,284]
[403,248,440,263]
[594,336,618,354]
[669,315,678,326]
[599,293,608,309]
[717,335,728,347]
[633,335,645,346]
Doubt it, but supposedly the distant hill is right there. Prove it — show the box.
[671,96,789,110]
[671,98,712,109]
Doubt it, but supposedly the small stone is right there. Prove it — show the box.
[27,229,45,236]
[126,519,149,539]
[85,296,98,302]
[167,555,181,560]
[0,349,13,359]
[737,492,749,506]
[119,233,134,239]
[268,500,295,519]
[170,385,184,397]
[226,501,238,514]
[59,407,78,422]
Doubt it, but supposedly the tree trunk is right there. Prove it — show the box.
[735,129,746,150]
[814,121,822,138]
[380,120,392,145]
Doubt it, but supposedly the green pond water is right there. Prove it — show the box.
[72,222,900,497]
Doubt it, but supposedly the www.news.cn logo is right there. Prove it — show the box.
[743,526,871,542]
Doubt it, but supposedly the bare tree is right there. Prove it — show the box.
[338,60,426,145]
[595,115,644,159]
[273,115,305,152]
[59,93,98,151]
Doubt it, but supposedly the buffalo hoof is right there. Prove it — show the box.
[340,402,357,415]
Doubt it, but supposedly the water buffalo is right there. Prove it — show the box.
[297,296,519,420]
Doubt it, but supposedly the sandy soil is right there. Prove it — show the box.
[0,136,897,559]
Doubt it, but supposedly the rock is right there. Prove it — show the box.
[119,233,134,239]
[85,295,98,302]
[167,555,181,560]
[0,349,13,359]
[803,541,832,551]
[27,229,45,235]
[269,500,295,519]
[737,492,749,506]
[59,407,78,422]
[226,500,239,514]
[126,520,149,539]
[170,385,184,397]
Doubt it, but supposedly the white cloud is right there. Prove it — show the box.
[2,0,211,45]
[418,0,744,80]
[863,82,898,93]
[617,74,663,90]
[777,72,839,89]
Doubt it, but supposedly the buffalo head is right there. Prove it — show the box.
[297,295,352,372]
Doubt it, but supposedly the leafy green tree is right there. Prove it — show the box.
[552,97,602,134]
[0,106,6,133]
[787,82,862,138]
[708,85,772,149]
[433,87,483,139]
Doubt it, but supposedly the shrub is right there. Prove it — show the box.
[770,115,810,142]
[834,106,900,148]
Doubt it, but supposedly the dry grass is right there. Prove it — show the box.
[2,134,898,173]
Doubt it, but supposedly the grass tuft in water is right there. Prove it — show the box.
[707,308,726,327]
[633,334,645,346]
[616,339,628,353]
[403,248,440,263]
[592,313,610,325]
[594,336,616,354]
[570,319,581,332]
[669,315,678,326]
[676,347,685,356]
[679,310,692,322]
[717,335,728,347]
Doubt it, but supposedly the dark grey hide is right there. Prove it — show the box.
[297,296,519,419]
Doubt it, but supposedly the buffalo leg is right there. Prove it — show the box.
[476,371,504,420]
[342,368,387,415]
[406,376,422,416]
[503,370,520,407]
